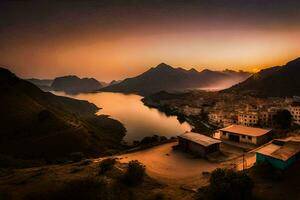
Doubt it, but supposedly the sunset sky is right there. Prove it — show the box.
[1,0,300,81]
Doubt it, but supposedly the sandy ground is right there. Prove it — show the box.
[114,142,218,186]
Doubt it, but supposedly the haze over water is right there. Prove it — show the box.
[52,91,191,143]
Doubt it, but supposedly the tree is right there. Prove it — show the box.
[122,160,145,186]
[274,109,292,129]
[205,168,254,200]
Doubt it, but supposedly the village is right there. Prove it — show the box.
[141,92,300,175]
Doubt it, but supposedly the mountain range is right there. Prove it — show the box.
[0,68,126,161]
[100,63,250,96]
[223,57,300,97]
[51,75,103,93]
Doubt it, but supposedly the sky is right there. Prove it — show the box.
[1,0,300,82]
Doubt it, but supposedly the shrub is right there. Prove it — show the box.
[99,158,116,174]
[207,168,254,200]
[159,136,168,142]
[122,160,145,186]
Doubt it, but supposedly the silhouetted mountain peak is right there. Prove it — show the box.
[201,69,214,73]
[52,75,102,93]
[155,63,173,70]
[189,68,198,73]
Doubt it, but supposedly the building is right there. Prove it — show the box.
[288,102,300,125]
[256,139,300,170]
[259,107,280,128]
[208,111,237,127]
[238,111,259,127]
[178,132,221,157]
[181,105,202,116]
[219,125,272,145]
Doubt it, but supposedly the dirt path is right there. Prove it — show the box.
[114,142,219,185]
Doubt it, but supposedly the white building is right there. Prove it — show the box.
[219,125,272,145]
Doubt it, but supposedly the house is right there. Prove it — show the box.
[256,139,300,170]
[258,107,279,128]
[178,132,221,157]
[238,111,259,126]
[219,125,272,145]
[208,111,237,127]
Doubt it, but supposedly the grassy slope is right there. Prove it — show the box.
[0,161,164,200]
[0,68,126,160]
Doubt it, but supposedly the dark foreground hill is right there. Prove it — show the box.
[223,57,300,97]
[51,75,103,93]
[0,68,126,161]
[100,63,250,96]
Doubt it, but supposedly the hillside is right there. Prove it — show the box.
[51,75,103,93]
[0,68,126,161]
[223,57,300,97]
[101,63,250,96]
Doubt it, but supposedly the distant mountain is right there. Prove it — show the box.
[100,63,250,96]
[223,57,300,97]
[51,75,103,93]
[99,81,109,87]
[0,68,125,160]
[27,78,53,91]
[109,79,122,86]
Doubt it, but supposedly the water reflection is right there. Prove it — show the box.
[52,91,191,142]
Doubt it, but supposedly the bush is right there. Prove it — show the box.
[99,158,116,174]
[122,160,145,186]
[140,135,160,145]
[206,168,254,200]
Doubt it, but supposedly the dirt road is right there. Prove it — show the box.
[116,142,218,184]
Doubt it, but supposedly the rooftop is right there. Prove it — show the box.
[257,139,300,161]
[179,132,221,147]
[219,125,272,137]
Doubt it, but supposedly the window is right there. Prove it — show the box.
[248,136,252,140]
[242,135,246,139]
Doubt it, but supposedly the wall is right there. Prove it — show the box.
[256,153,297,170]
[178,138,219,157]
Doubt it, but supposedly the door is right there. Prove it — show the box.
[229,134,240,142]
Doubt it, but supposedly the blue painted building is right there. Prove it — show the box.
[256,139,300,170]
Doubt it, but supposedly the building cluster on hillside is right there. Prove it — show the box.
[208,96,300,128]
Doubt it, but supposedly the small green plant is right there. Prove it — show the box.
[122,160,145,186]
[99,158,116,174]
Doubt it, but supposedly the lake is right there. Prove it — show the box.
[52,92,192,143]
